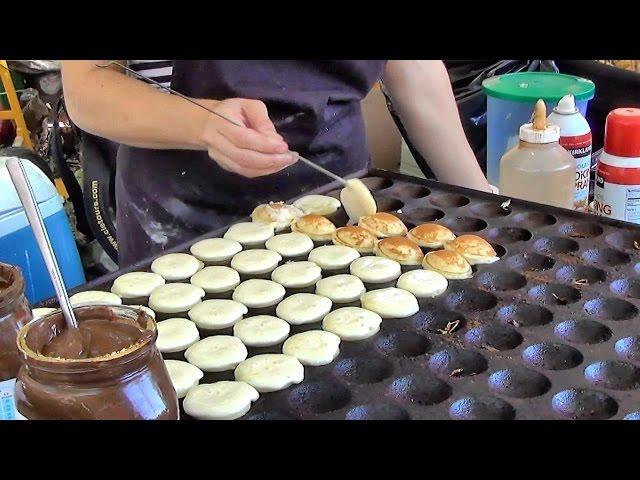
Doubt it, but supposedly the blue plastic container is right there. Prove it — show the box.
[483,72,595,186]
[0,156,85,303]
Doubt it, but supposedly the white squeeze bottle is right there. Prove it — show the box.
[547,94,592,211]
[499,99,576,209]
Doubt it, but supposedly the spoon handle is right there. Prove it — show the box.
[6,158,78,329]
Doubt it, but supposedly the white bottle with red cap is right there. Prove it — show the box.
[547,94,592,212]
[593,108,640,223]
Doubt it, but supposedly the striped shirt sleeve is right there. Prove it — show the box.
[127,60,173,91]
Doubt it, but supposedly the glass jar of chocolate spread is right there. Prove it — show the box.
[0,262,32,420]
[14,304,179,420]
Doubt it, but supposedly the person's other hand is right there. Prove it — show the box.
[199,98,298,178]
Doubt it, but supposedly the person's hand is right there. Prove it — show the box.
[457,177,494,194]
[198,98,298,178]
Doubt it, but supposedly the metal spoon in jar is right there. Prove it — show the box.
[6,157,78,329]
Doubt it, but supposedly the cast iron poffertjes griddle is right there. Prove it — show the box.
[50,169,640,420]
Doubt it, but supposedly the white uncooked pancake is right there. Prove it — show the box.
[156,317,201,353]
[31,307,56,320]
[396,270,448,298]
[230,249,282,275]
[151,253,202,281]
[190,266,240,293]
[148,283,205,313]
[188,299,248,330]
[164,359,204,399]
[265,232,314,258]
[234,354,304,392]
[189,238,242,263]
[340,178,377,223]
[276,293,333,325]
[293,195,342,216]
[129,305,156,319]
[315,274,366,303]
[183,381,259,420]
[271,261,322,288]
[232,279,286,308]
[224,222,275,246]
[308,245,360,270]
[110,271,165,298]
[69,290,122,307]
[185,335,248,372]
[233,315,291,347]
[322,307,383,341]
[282,330,341,366]
[360,287,419,319]
[349,256,402,283]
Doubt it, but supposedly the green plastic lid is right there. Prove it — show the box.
[482,72,595,102]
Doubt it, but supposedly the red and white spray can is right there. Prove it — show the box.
[593,108,640,223]
[547,95,592,211]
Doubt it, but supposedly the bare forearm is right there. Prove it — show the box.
[61,60,209,150]
[383,60,491,191]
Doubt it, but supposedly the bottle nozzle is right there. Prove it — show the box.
[554,94,578,114]
[519,99,560,143]
[532,99,547,130]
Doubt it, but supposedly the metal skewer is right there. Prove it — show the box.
[6,158,78,329]
[95,61,347,185]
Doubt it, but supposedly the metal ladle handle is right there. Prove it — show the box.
[6,158,78,329]
[95,61,347,186]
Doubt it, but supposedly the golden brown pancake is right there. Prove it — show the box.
[291,214,337,241]
[358,212,408,238]
[443,234,499,265]
[332,226,377,253]
[374,237,424,265]
[422,250,472,280]
[407,223,456,248]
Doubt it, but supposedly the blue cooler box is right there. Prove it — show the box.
[0,156,85,303]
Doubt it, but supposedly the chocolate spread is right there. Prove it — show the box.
[15,305,179,419]
[0,264,32,382]
[42,318,149,359]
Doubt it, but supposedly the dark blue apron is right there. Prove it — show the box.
[116,60,387,266]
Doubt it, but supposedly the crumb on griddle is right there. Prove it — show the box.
[437,320,461,336]
[552,293,568,305]
[482,344,500,353]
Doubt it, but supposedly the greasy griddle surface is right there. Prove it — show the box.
[50,169,640,420]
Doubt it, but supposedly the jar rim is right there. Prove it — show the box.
[17,304,157,370]
[0,262,26,310]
